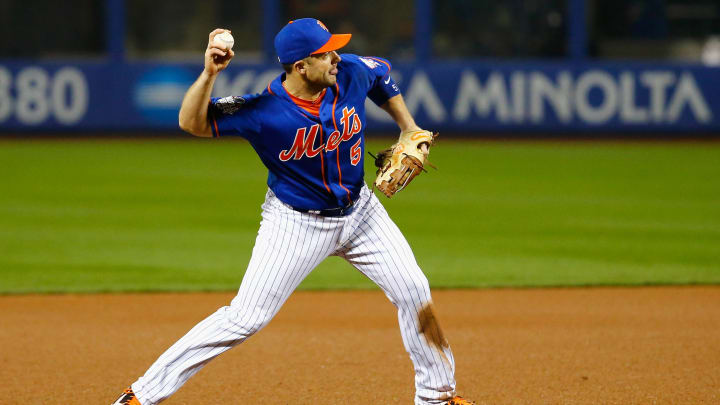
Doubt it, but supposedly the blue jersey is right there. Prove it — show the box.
[208,54,400,211]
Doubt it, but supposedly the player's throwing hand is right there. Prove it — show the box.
[205,28,234,76]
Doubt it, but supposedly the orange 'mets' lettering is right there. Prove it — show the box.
[326,130,342,151]
[340,106,356,139]
[279,124,324,161]
[325,106,363,152]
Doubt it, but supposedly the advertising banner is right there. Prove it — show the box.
[1,60,718,132]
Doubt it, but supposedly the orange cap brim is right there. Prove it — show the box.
[312,34,352,54]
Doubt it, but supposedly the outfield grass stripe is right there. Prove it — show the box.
[1,139,718,293]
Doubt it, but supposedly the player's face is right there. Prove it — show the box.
[305,51,341,87]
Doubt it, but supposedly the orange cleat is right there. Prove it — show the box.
[111,387,142,405]
[448,396,476,405]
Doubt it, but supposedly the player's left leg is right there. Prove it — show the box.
[335,186,456,405]
[128,190,345,405]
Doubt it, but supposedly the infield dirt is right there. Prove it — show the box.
[1,287,718,404]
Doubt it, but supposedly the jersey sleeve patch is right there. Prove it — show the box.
[359,57,382,70]
[208,95,261,139]
[213,96,246,115]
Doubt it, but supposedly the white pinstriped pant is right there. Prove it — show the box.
[131,185,456,405]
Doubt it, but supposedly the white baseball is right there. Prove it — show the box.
[213,31,234,50]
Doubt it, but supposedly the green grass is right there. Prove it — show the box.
[1,137,719,293]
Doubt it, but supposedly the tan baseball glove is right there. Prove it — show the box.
[372,129,438,198]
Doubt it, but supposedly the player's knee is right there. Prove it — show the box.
[413,272,431,293]
[398,274,431,306]
[222,304,275,336]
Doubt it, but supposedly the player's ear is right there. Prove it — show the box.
[293,60,306,75]
[297,56,315,75]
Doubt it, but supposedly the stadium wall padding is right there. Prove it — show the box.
[0,61,718,132]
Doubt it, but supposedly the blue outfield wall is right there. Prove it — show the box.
[0,60,718,133]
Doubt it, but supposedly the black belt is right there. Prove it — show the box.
[291,201,355,217]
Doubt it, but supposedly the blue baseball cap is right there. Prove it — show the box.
[274,18,352,64]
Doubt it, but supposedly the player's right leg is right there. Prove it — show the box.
[336,187,457,405]
[126,191,343,405]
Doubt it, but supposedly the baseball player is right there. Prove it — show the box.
[112,19,473,405]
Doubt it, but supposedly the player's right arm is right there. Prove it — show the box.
[179,29,235,138]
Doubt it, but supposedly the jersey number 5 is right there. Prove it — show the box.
[350,138,362,166]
